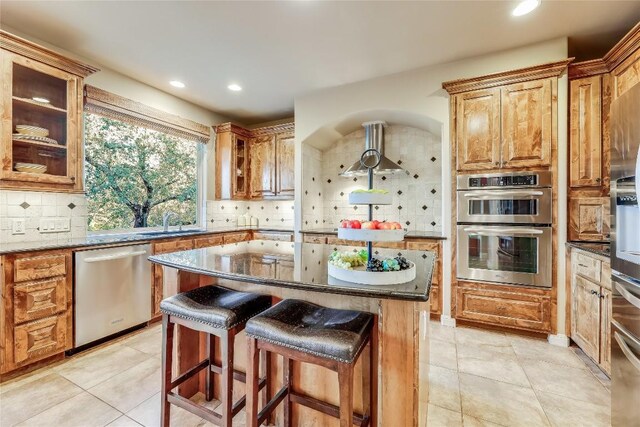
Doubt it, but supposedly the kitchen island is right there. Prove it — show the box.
[149,240,435,427]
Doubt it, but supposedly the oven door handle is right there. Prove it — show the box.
[463,190,544,198]
[612,321,640,374]
[613,272,640,310]
[463,227,544,236]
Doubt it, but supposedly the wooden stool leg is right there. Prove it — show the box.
[221,330,235,427]
[161,315,174,427]
[261,350,274,424]
[338,363,354,427]
[206,334,215,401]
[361,339,371,424]
[283,356,293,427]
[246,337,260,427]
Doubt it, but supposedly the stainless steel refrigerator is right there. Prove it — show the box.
[611,83,640,427]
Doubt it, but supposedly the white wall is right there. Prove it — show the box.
[294,37,569,333]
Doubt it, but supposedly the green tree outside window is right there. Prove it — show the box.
[84,114,198,231]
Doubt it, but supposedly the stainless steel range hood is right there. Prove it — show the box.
[340,121,409,176]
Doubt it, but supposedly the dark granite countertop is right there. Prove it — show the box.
[149,241,435,301]
[301,228,446,240]
[566,241,611,258]
[0,226,294,255]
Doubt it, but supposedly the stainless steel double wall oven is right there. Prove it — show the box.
[457,171,553,288]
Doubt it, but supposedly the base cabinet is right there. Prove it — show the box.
[569,247,611,376]
[569,197,610,241]
[1,250,73,376]
[455,282,552,333]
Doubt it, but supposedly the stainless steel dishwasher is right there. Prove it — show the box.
[74,244,152,347]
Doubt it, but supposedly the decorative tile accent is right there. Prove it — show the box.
[67,203,76,210]
[431,221,437,226]
[397,160,402,165]
[431,156,437,162]
[397,190,403,195]
[327,179,332,184]
[422,205,428,210]
[20,202,30,209]
[381,176,387,181]
[413,174,419,179]
[431,189,437,194]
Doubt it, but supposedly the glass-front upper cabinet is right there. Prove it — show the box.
[0,31,97,192]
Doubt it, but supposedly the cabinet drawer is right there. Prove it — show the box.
[573,252,601,283]
[154,239,194,254]
[253,232,293,242]
[326,237,365,247]
[372,241,406,249]
[14,254,66,282]
[303,235,326,244]
[14,314,67,365]
[406,241,439,251]
[193,235,224,248]
[456,284,551,332]
[223,232,251,244]
[14,278,66,324]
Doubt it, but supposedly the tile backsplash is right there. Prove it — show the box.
[302,125,442,232]
[206,199,295,229]
[0,190,88,243]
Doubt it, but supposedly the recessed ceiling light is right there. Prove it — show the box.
[169,80,185,88]
[228,83,242,92]
[512,0,540,16]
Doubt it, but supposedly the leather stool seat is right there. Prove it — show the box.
[246,299,374,363]
[160,285,272,329]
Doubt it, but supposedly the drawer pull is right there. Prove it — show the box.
[578,263,589,268]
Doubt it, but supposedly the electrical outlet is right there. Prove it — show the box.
[11,219,25,235]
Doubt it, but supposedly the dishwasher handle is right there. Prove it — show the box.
[82,250,148,263]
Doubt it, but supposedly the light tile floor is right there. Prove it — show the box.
[0,322,611,427]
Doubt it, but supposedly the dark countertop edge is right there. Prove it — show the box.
[0,227,294,255]
[301,229,447,240]
[565,241,611,259]
[148,254,431,302]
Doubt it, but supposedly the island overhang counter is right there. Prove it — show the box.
[149,240,435,427]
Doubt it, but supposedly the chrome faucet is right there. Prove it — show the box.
[162,211,177,232]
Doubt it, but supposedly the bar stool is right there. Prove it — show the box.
[244,299,376,427]
[160,285,272,427]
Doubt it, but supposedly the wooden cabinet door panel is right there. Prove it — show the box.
[193,235,224,248]
[153,239,194,254]
[571,276,601,362]
[13,314,67,365]
[252,232,293,242]
[569,197,610,241]
[215,131,233,200]
[14,278,66,324]
[14,254,66,282]
[429,284,441,316]
[570,76,603,187]
[612,49,640,100]
[303,235,327,244]
[223,231,251,244]
[276,134,295,197]
[573,251,602,283]
[250,257,276,278]
[599,287,612,375]
[249,135,276,198]
[501,79,552,168]
[455,89,501,171]
[456,285,551,332]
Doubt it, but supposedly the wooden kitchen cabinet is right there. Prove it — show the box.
[0,31,97,193]
[455,88,501,171]
[1,249,73,376]
[570,76,603,188]
[572,275,601,360]
[214,123,252,200]
[276,133,295,197]
[500,79,552,169]
[569,247,612,375]
[249,135,277,198]
[611,47,640,100]
[568,197,610,241]
[444,60,568,172]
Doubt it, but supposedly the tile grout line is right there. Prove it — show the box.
[512,342,554,427]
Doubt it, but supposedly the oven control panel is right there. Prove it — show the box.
[458,171,552,190]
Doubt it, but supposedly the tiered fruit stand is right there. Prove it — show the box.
[328,149,416,285]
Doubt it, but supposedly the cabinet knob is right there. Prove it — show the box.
[590,289,598,295]
[494,161,500,166]
[596,178,601,183]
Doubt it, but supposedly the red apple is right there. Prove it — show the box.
[340,220,350,228]
[378,222,392,230]
[361,221,376,230]
[371,220,380,229]
[391,222,403,230]
[350,220,362,229]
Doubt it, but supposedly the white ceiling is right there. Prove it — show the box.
[2,1,639,124]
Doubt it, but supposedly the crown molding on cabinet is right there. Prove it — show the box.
[442,58,574,95]
[0,30,99,77]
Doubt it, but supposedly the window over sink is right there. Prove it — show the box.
[82,86,210,233]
